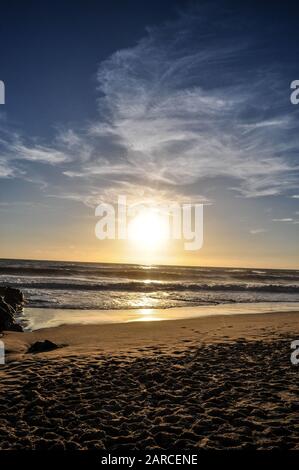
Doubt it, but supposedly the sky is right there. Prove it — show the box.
[0,0,298,268]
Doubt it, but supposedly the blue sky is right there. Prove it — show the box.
[0,0,298,267]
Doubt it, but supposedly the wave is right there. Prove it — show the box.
[3,280,299,294]
[1,262,299,283]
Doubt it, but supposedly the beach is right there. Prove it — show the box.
[1,0,299,460]
[1,311,298,450]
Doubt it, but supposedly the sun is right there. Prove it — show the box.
[128,209,169,250]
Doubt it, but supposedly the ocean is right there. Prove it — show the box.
[1,258,299,329]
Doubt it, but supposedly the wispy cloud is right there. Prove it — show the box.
[272,218,294,222]
[0,157,16,177]
[65,8,298,200]
[250,228,267,235]
[0,6,299,205]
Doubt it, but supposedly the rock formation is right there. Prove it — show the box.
[0,286,23,332]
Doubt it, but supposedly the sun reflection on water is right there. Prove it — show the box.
[133,308,162,322]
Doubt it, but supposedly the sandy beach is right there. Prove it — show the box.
[1,311,298,450]
[1,0,299,459]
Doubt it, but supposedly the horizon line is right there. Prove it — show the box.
[0,256,298,272]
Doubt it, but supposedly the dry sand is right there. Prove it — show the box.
[0,311,298,450]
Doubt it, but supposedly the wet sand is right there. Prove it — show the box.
[21,301,299,330]
[0,311,298,450]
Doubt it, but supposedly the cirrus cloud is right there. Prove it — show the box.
[0,6,299,206]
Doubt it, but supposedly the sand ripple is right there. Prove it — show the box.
[0,335,298,450]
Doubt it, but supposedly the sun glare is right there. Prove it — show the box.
[128,209,169,250]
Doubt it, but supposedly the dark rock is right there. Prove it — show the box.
[27,340,59,354]
[0,297,23,332]
[3,287,24,312]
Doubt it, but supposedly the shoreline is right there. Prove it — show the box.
[19,301,299,331]
[4,310,299,360]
